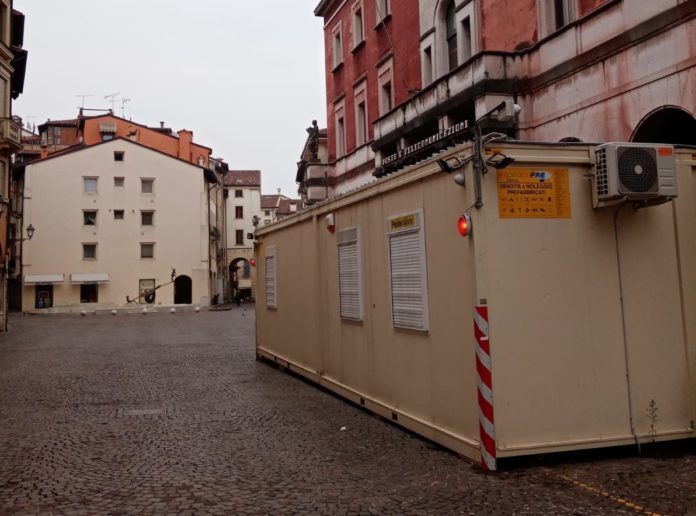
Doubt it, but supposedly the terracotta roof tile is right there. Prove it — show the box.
[277,197,303,216]
[261,194,281,209]
[223,170,261,187]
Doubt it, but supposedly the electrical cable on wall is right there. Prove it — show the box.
[374,0,421,102]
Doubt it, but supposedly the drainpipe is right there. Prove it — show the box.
[473,123,484,208]
[222,186,228,301]
[3,185,11,331]
[613,204,641,452]
[207,182,212,305]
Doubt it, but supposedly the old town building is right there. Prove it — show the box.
[372,0,696,176]
[224,170,262,301]
[313,1,695,184]
[36,112,213,167]
[10,113,226,310]
[0,3,26,330]
[18,138,222,311]
[261,193,303,226]
[314,0,421,197]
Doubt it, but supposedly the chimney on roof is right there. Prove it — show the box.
[177,129,193,162]
[277,188,281,195]
[160,121,164,128]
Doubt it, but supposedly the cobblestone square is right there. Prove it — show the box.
[0,309,694,515]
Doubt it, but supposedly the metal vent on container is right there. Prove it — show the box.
[595,147,608,197]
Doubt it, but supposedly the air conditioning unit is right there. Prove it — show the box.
[593,143,677,207]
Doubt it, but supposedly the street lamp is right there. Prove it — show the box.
[0,200,34,239]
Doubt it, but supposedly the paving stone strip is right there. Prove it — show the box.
[0,310,694,515]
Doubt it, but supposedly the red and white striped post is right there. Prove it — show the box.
[474,305,496,472]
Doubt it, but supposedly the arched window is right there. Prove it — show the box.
[445,0,457,71]
[632,106,696,146]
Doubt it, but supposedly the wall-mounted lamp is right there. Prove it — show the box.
[325,213,335,233]
[437,155,473,187]
[25,224,35,240]
[485,152,515,170]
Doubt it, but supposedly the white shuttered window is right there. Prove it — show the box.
[388,210,429,331]
[265,246,277,308]
[337,227,362,320]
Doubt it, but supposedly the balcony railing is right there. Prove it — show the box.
[0,118,22,150]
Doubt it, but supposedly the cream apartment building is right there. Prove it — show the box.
[224,170,261,300]
[20,138,218,311]
[0,3,26,329]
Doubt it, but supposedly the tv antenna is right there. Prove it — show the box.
[121,97,131,118]
[25,115,36,132]
[104,92,120,113]
[76,94,93,108]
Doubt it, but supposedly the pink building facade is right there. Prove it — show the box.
[313,0,422,197]
[368,0,695,176]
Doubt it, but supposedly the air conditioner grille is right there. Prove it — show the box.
[617,147,658,193]
[595,147,608,197]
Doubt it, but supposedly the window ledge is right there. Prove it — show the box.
[375,13,391,30]
[332,60,344,73]
[351,39,365,54]
[393,326,430,335]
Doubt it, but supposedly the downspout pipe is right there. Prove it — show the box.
[613,204,641,452]
[207,182,212,305]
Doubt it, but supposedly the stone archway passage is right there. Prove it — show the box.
[632,107,696,146]
[174,275,192,304]
[229,258,251,298]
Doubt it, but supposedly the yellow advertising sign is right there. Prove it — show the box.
[497,168,571,218]
[390,214,417,232]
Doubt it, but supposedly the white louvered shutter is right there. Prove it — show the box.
[337,228,361,320]
[388,211,429,331]
[265,253,276,308]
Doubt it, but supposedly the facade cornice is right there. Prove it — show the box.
[314,0,341,17]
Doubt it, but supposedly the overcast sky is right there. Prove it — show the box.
[13,1,327,196]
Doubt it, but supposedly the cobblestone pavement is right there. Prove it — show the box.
[0,310,694,515]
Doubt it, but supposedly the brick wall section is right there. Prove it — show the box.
[480,0,538,51]
[479,0,612,51]
[579,0,609,16]
[321,1,421,162]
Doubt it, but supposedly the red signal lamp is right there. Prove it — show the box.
[249,258,255,267]
[457,214,472,237]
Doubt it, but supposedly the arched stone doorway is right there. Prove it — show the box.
[631,106,696,146]
[174,275,192,304]
[229,258,252,302]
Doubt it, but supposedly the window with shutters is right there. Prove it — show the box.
[337,227,362,321]
[351,1,364,50]
[265,246,277,309]
[387,210,429,331]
